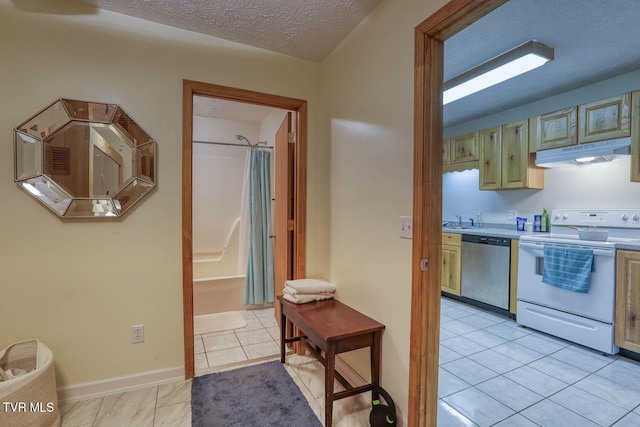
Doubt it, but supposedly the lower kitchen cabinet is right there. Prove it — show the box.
[615,250,640,352]
[442,232,461,296]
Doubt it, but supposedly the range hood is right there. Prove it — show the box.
[535,137,631,167]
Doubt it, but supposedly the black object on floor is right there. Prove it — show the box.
[369,386,397,427]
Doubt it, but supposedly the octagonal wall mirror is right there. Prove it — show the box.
[14,99,156,218]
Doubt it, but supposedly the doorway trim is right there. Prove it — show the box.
[181,80,307,378]
[409,0,508,425]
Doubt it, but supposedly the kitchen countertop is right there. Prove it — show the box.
[615,242,640,251]
[442,225,547,240]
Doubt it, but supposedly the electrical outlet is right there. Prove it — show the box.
[400,216,412,239]
[507,210,518,220]
[131,325,144,343]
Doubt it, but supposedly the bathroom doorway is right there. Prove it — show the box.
[182,80,307,378]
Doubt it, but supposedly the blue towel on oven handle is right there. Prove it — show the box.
[542,246,594,293]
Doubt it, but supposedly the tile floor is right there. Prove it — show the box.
[194,307,281,374]
[438,297,640,426]
[59,298,640,426]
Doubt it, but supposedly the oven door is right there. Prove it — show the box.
[517,241,615,323]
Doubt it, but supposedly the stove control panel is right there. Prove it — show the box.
[551,209,640,228]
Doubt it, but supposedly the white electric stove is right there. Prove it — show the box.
[517,209,640,355]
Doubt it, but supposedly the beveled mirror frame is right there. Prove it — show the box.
[14,98,157,219]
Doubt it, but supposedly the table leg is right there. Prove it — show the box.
[325,344,336,427]
[280,301,286,363]
[371,331,381,399]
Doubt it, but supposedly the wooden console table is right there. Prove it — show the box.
[277,295,385,427]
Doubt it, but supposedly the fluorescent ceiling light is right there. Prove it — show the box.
[444,41,554,105]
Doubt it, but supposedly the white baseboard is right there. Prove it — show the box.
[57,366,184,405]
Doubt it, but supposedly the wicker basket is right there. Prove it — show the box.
[0,340,60,427]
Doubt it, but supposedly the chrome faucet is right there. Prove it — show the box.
[469,218,474,228]
[456,215,463,227]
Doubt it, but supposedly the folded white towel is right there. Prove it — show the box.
[284,279,336,295]
[283,292,335,304]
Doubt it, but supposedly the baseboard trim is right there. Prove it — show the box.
[57,366,184,405]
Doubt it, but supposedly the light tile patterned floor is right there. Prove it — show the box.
[438,297,640,426]
[194,307,281,374]
[60,298,640,426]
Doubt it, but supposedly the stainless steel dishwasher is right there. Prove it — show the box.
[460,234,511,310]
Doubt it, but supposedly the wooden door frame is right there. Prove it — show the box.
[409,1,507,425]
[181,80,307,378]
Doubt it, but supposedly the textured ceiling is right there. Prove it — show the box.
[68,0,640,127]
[193,96,278,122]
[444,0,640,127]
[73,0,383,62]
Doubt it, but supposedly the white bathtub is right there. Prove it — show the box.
[193,275,272,315]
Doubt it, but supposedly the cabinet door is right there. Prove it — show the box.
[535,106,577,151]
[443,138,450,166]
[579,93,630,143]
[441,244,461,296]
[501,120,530,189]
[615,250,640,352]
[478,127,502,190]
[450,132,478,164]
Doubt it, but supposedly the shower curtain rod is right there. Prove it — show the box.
[192,140,273,149]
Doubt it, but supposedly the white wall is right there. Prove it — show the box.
[443,159,640,225]
[320,0,448,418]
[0,0,322,389]
[443,69,640,225]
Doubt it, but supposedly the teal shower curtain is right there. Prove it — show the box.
[243,148,275,304]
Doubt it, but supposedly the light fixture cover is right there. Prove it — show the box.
[444,40,554,105]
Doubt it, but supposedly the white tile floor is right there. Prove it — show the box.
[194,307,281,374]
[59,298,640,426]
[438,297,640,426]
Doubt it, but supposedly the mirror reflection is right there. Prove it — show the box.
[14,98,156,218]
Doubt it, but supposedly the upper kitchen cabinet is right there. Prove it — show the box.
[578,93,630,143]
[534,106,577,151]
[478,127,501,190]
[444,132,479,173]
[479,119,543,190]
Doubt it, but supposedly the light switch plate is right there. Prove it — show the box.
[507,210,518,220]
[400,216,412,239]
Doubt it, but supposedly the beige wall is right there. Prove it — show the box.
[319,0,448,417]
[0,0,325,387]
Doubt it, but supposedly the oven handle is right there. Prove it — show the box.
[518,241,615,257]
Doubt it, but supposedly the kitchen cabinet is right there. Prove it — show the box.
[479,119,543,190]
[444,132,479,173]
[534,106,577,151]
[615,249,640,352]
[578,93,630,143]
[441,232,461,296]
[443,138,450,167]
[478,126,501,190]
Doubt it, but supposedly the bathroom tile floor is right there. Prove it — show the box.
[194,307,281,374]
[59,298,640,426]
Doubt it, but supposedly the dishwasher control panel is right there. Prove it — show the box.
[462,234,510,246]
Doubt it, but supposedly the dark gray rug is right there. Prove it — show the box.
[191,360,323,427]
